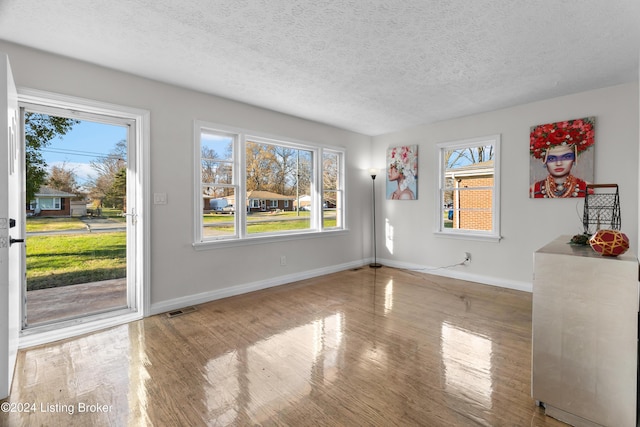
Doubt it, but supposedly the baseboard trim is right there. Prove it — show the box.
[19,309,142,349]
[150,259,366,316]
[376,258,533,293]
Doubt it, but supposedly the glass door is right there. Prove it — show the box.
[20,104,137,329]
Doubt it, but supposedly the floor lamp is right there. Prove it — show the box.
[369,169,382,268]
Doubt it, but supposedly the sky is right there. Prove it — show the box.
[40,119,127,187]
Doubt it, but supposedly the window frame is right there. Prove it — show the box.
[435,134,501,242]
[198,126,240,240]
[193,121,347,249]
[321,148,345,231]
[30,197,61,210]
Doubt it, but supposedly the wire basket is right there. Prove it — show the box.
[583,184,620,234]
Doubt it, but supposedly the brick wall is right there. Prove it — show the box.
[453,175,493,231]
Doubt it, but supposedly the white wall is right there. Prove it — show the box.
[0,41,373,313]
[373,83,640,291]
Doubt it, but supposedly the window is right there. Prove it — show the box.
[40,197,61,210]
[436,134,501,241]
[30,197,61,210]
[322,150,343,229]
[194,121,346,246]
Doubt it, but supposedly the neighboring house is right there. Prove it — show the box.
[294,195,311,210]
[211,190,296,213]
[445,160,494,231]
[27,187,77,217]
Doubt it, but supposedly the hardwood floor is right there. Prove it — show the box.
[1,267,567,426]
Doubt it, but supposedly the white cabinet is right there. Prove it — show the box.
[532,235,639,427]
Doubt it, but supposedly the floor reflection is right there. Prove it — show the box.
[384,279,393,315]
[204,313,344,425]
[441,321,494,409]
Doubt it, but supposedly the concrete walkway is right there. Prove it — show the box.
[25,278,127,326]
[27,217,126,236]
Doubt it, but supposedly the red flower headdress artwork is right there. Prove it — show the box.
[530,117,595,160]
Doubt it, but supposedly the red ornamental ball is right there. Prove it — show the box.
[589,230,630,257]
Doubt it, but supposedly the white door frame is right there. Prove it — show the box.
[0,53,21,400]
[17,88,150,348]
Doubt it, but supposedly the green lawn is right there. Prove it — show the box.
[248,219,310,233]
[26,217,87,232]
[203,211,336,234]
[203,211,311,223]
[26,232,126,291]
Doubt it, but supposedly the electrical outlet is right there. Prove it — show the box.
[464,252,471,263]
[280,255,287,266]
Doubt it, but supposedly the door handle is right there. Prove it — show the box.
[121,210,137,225]
[9,237,24,246]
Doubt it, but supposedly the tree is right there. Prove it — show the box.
[46,162,79,194]
[245,141,312,198]
[90,139,126,178]
[201,145,233,198]
[109,167,127,211]
[87,139,127,208]
[245,142,277,192]
[25,112,79,202]
[446,145,494,169]
[271,146,297,195]
[201,145,220,183]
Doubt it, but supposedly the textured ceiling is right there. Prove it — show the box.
[0,1,638,136]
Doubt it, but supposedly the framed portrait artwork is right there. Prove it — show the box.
[529,117,595,198]
[386,145,418,200]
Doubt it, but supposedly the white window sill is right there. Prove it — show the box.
[193,228,349,251]
[434,230,502,243]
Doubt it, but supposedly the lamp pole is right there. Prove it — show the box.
[369,169,382,268]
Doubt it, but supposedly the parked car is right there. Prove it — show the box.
[222,204,235,213]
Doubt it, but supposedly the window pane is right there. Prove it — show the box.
[323,190,340,228]
[439,138,499,237]
[450,189,493,231]
[201,160,232,184]
[445,145,494,172]
[39,198,55,210]
[246,139,313,235]
[202,187,236,237]
[201,132,233,162]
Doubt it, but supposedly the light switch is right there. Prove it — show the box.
[154,193,167,205]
